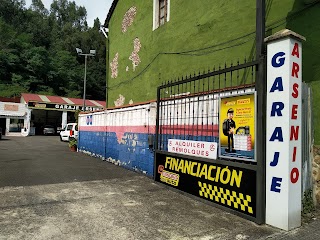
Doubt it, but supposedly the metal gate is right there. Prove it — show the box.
[154,1,266,224]
[154,58,266,224]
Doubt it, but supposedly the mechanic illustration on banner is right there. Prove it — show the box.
[223,108,236,153]
[219,93,256,161]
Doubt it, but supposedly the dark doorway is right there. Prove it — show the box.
[0,118,6,135]
[31,110,63,135]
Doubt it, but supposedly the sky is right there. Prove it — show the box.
[25,0,113,27]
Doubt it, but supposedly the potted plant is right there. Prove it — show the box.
[68,137,77,152]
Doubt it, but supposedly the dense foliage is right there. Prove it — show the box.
[0,0,106,100]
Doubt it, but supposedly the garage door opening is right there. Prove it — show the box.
[31,110,75,135]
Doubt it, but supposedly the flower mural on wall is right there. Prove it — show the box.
[122,6,137,33]
[129,37,141,71]
[114,94,125,107]
[110,53,119,79]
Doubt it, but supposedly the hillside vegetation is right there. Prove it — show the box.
[0,0,106,100]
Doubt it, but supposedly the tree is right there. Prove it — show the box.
[0,0,106,100]
[50,0,87,30]
[30,0,48,15]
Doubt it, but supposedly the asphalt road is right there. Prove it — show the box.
[0,136,136,187]
[0,136,319,239]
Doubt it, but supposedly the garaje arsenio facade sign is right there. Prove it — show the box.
[265,30,304,230]
[28,101,102,112]
[155,152,256,217]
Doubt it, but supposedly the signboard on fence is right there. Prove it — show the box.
[155,152,257,217]
[219,93,256,161]
[168,139,217,160]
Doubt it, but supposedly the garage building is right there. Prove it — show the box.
[21,93,105,135]
[0,94,105,137]
[0,101,31,137]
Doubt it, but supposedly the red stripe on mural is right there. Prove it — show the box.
[79,125,156,134]
[159,125,219,136]
[79,125,218,136]
[79,126,107,132]
[79,125,156,142]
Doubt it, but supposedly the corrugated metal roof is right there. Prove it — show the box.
[21,93,106,107]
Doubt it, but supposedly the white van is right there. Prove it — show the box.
[60,123,78,141]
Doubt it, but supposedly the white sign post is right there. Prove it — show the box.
[265,30,305,231]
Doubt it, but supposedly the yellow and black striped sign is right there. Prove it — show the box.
[198,182,253,214]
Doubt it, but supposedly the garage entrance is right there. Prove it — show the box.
[31,109,75,135]
[20,93,105,136]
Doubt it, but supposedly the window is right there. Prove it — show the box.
[9,119,24,132]
[153,0,170,30]
[159,0,167,26]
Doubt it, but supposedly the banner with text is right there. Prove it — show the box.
[155,152,256,217]
[219,93,255,161]
[168,139,217,160]
[28,101,102,112]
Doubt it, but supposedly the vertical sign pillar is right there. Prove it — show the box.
[62,111,68,129]
[265,30,305,231]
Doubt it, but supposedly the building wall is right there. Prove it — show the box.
[78,89,255,175]
[107,0,320,144]
[285,0,320,144]
[0,101,31,136]
[78,103,157,176]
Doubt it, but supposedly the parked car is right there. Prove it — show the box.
[60,123,78,141]
[56,126,63,134]
[43,125,55,135]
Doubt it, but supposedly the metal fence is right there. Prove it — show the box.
[155,56,314,221]
[154,59,265,223]
[155,59,258,157]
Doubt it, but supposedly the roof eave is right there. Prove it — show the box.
[104,0,119,28]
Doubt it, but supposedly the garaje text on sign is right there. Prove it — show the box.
[269,42,301,193]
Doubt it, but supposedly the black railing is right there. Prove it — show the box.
[155,59,258,154]
[154,58,264,223]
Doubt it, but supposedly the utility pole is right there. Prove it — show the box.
[83,55,87,111]
[76,48,96,111]
[255,0,266,225]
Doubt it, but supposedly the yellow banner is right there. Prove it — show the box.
[220,94,255,158]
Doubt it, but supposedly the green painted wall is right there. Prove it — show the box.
[285,1,320,144]
[107,0,320,144]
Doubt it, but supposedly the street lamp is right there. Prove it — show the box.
[76,48,96,111]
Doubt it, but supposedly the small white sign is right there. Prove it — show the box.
[168,139,217,159]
